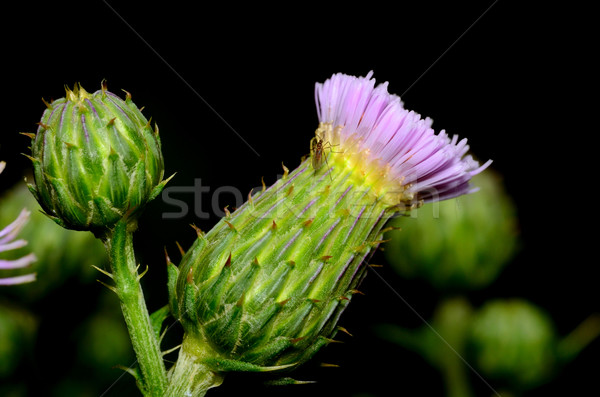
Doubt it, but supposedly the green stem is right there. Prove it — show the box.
[102,220,168,396]
[557,313,600,363]
[165,335,224,397]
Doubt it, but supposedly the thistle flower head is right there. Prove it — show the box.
[26,82,169,235]
[167,72,491,394]
[315,71,491,207]
[1,161,36,286]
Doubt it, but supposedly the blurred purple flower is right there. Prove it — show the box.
[0,161,36,286]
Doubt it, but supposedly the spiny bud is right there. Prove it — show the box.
[165,72,490,394]
[26,82,170,235]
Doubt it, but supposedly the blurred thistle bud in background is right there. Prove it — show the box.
[468,299,600,392]
[165,72,490,396]
[385,170,518,290]
[24,82,170,236]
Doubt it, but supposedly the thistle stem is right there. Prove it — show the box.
[165,334,224,397]
[102,220,168,396]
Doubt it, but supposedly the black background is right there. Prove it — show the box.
[1,1,596,396]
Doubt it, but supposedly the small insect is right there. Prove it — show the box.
[310,125,342,179]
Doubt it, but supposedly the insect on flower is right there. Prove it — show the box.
[310,123,342,178]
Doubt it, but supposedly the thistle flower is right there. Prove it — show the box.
[0,161,36,286]
[26,83,169,235]
[166,72,490,396]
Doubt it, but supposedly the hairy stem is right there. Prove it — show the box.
[102,220,168,396]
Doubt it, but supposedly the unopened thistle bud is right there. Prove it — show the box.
[26,83,169,235]
[468,299,557,389]
[167,72,490,395]
[385,170,518,290]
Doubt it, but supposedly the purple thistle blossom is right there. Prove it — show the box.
[315,71,491,204]
[0,161,36,286]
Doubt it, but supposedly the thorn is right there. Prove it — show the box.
[139,106,145,112]
[107,117,116,127]
[338,295,350,302]
[323,338,343,344]
[20,132,35,139]
[337,208,351,217]
[261,176,266,192]
[236,293,245,307]
[161,344,182,357]
[302,218,313,228]
[337,326,353,337]
[286,184,294,196]
[154,123,160,136]
[370,239,390,246]
[97,279,118,294]
[381,226,401,233]
[320,363,341,368]
[41,97,52,109]
[190,224,204,239]
[290,337,305,344]
[287,260,296,268]
[92,265,114,279]
[144,117,153,129]
[137,264,149,281]
[101,79,108,94]
[36,122,50,130]
[282,162,289,178]
[278,298,291,306]
[224,252,232,268]
[252,257,260,266]
[122,89,132,101]
[186,268,194,283]
[113,364,138,378]
[224,205,231,217]
[164,246,172,265]
[320,255,333,262]
[271,220,277,230]
[309,298,321,304]
[175,241,185,257]
[247,189,254,205]
[224,220,237,232]
[349,289,365,295]
[21,153,37,163]
[368,264,384,268]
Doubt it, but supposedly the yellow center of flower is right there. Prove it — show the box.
[312,123,422,210]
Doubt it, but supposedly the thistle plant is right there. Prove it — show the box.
[165,72,490,396]
[24,83,172,396]
[0,161,36,286]
[16,73,491,396]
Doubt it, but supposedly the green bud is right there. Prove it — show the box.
[385,170,519,290]
[26,83,169,234]
[468,299,557,388]
[166,159,394,392]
